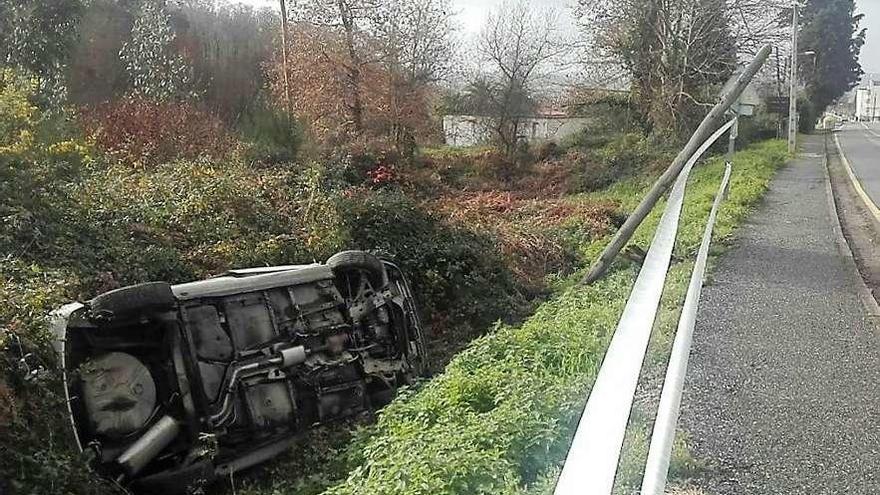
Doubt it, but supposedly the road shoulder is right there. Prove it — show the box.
[827,133,880,315]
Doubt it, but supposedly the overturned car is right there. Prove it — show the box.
[52,251,427,492]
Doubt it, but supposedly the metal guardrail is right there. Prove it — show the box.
[640,160,732,495]
[581,45,772,285]
[553,118,736,495]
[553,45,772,495]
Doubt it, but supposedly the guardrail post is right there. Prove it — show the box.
[580,45,771,285]
[726,115,739,165]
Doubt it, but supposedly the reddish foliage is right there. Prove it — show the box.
[266,24,439,147]
[431,191,619,290]
[367,164,397,186]
[515,160,579,199]
[80,98,235,166]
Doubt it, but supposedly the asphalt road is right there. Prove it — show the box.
[836,123,880,209]
[679,135,880,494]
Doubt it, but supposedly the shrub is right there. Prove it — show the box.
[414,147,483,192]
[570,133,673,193]
[535,141,562,161]
[335,188,520,342]
[797,96,817,134]
[0,68,93,266]
[61,158,345,286]
[237,98,302,165]
[80,98,235,166]
[0,69,39,155]
[561,128,615,150]
[321,137,405,189]
[738,111,780,146]
[430,192,617,294]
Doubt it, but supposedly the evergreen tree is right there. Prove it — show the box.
[119,0,192,101]
[799,0,865,114]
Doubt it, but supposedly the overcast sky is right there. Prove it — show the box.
[235,0,578,35]
[857,1,880,74]
[236,0,880,74]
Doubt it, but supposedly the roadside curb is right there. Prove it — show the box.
[822,136,880,318]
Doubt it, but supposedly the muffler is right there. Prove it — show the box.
[117,415,181,477]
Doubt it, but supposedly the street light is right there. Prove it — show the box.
[787,4,814,153]
[788,3,799,153]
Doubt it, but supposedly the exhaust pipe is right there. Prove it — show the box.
[117,415,181,477]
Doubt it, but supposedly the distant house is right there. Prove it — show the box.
[855,80,880,121]
[442,113,592,147]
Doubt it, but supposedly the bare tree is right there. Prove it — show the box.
[576,0,786,135]
[727,0,790,54]
[372,0,456,152]
[373,0,454,85]
[290,0,453,147]
[476,0,566,155]
[294,0,380,135]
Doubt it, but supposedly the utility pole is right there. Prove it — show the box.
[775,46,783,138]
[279,0,294,120]
[788,3,799,154]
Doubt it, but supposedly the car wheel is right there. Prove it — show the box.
[326,251,389,289]
[89,282,176,320]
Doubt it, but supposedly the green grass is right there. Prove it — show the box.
[236,140,788,495]
[0,113,785,495]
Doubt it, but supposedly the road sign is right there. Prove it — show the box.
[721,70,761,116]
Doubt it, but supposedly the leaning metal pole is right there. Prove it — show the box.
[580,44,772,285]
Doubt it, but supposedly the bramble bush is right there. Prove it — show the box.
[414,146,525,194]
[63,158,342,285]
[335,188,520,348]
[0,68,116,495]
[569,133,674,193]
[80,98,235,166]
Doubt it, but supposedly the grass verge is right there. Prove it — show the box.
[280,140,788,495]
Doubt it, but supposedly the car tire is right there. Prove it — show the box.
[326,251,389,289]
[89,282,176,320]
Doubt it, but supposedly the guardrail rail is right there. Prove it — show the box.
[554,45,772,495]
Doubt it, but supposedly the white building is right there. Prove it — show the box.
[855,76,880,121]
[442,114,592,147]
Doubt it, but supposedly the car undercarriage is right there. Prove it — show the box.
[52,251,427,492]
